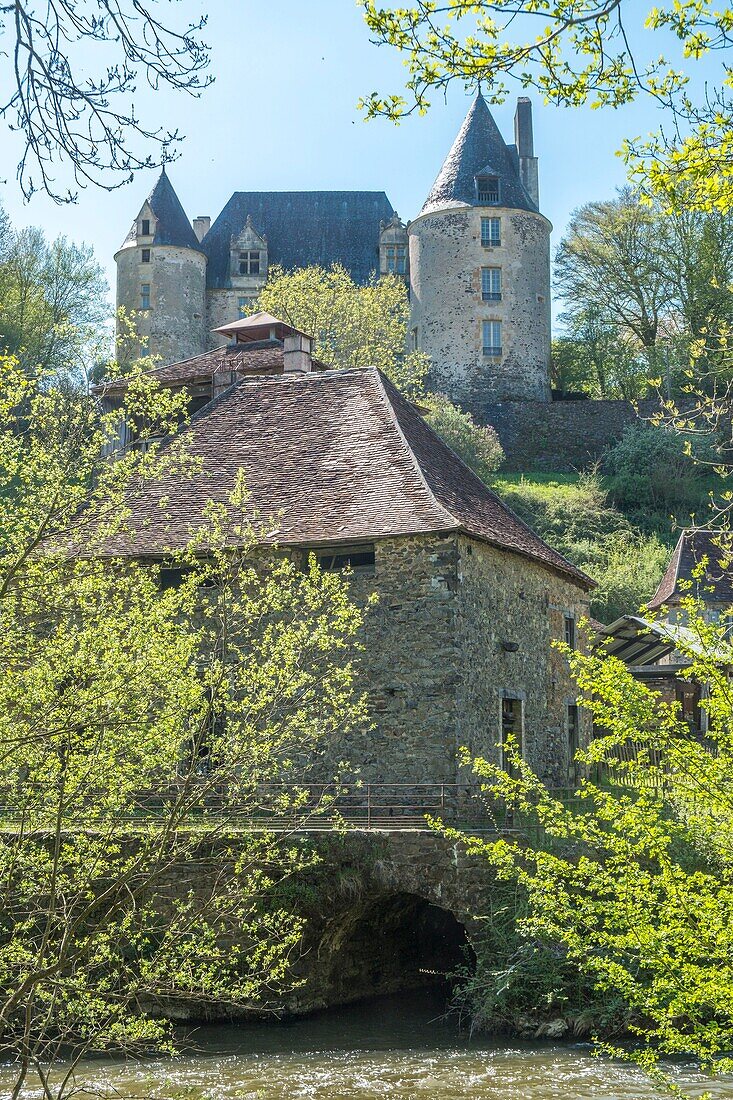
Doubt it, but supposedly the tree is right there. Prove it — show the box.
[0,0,212,202]
[423,393,504,480]
[254,263,506,481]
[452,593,733,1093]
[358,0,733,210]
[0,218,109,387]
[552,309,649,399]
[0,355,367,1098]
[254,263,429,398]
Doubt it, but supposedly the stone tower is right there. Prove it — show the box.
[409,94,552,412]
[115,168,207,364]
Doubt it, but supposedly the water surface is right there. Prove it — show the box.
[2,991,730,1099]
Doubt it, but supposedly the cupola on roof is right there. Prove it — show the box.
[119,167,202,252]
[212,312,310,344]
[420,92,538,217]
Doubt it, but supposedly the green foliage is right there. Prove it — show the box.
[493,471,671,621]
[358,0,733,212]
[0,209,109,387]
[603,422,714,515]
[0,355,368,1097]
[423,393,504,480]
[254,263,429,398]
[451,596,733,1093]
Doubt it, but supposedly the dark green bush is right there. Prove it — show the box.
[602,423,712,514]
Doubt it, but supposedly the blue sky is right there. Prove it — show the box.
[0,0,716,317]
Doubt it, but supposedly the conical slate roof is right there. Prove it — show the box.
[421,93,537,216]
[120,168,202,251]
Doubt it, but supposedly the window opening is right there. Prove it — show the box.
[481,217,501,247]
[501,697,523,775]
[567,703,580,785]
[313,545,375,575]
[141,248,151,263]
[140,283,151,310]
[564,613,576,649]
[477,175,500,204]
[238,250,260,275]
[385,244,407,274]
[482,320,502,357]
[141,218,150,236]
[481,267,501,301]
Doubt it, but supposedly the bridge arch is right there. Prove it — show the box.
[318,889,475,1007]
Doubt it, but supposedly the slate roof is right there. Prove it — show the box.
[100,365,592,588]
[98,341,326,395]
[201,192,394,288]
[421,93,537,217]
[120,168,202,252]
[648,530,733,609]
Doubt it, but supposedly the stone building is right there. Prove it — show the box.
[409,94,551,408]
[114,94,550,415]
[98,313,593,794]
[648,529,733,626]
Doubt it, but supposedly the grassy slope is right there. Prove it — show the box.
[491,472,678,623]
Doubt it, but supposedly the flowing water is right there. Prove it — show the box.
[2,991,731,1099]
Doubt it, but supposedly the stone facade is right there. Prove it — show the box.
[409,206,551,408]
[115,235,207,364]
[316,532,589,794]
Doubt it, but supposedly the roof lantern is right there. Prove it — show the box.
[212,312,314,373]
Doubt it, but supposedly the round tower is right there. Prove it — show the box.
[409,94,551,414]
[115,168,207,365]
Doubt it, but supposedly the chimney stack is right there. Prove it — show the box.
[193,216,211,243]
[514,98,539,208]
[283,332,313,373]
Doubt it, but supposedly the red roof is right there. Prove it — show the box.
[648,529,733,609]
[101,366,593,588]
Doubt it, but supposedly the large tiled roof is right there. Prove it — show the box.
[201,192,394,288]
[102,366,592,588]
[98,341,326,395]
[648,530,733,609]
[420,93,537,217]
[120,168,202,252]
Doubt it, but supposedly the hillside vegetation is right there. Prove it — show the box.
[493,471,674,623]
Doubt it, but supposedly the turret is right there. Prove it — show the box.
[114,168,207,365]
[408,94,552,413]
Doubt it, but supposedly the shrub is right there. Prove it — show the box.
[424,393,504,482]
[602,423,712,515]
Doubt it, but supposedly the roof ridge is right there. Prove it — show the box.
[369,369,460,534]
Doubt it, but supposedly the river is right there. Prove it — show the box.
[2,991,731,1099]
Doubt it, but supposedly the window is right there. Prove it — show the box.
[385,244,407,274]
[567,703,580,785]
[314,545,375,575]
[140,283,151,310]
[238,250,260,275]
[141,218,150,236]
[238,295,255,315]
[141,248,151,263]
[501,697,523,775]
[477,175,500,204]
[411,327,419,350]
[481,216,501,247]
[482,320,502,357]
[481,267,502,301]
[564,613,576,649]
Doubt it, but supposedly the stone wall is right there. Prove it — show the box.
[115,243,207,364]
[476,396,667,471]
[455,536,591,787]
[409,206,552,411]
[314,532,589,792]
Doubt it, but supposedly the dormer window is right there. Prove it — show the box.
[141,218,150,236]
[477,176,500,204]
[385,244,407,274]
[238,251,260,276]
